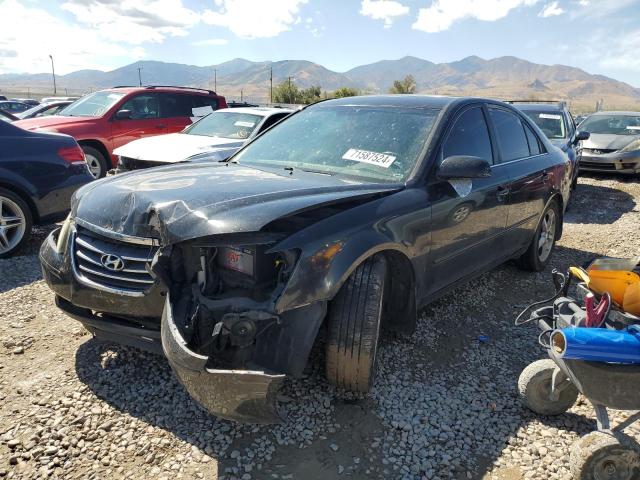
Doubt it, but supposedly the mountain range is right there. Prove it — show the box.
[2,55,639,111]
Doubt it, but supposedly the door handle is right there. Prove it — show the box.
[497,186,510,201]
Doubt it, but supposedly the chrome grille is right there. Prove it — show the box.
[72,227,158,295]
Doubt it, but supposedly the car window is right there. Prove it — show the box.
[521,110,567,140]
[184,112,263,138]
[579,114,640,135]
[120,94,159,119]
[489,108,530,162]
[159,94,194,117]
[59,91,124,117]
[192,96,219,111]
[442,107,493,164]
[524,123,542,155]
[257,113,290,133]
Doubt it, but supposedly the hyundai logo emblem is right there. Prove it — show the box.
[101,254,125,271]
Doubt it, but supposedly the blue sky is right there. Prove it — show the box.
[2,0,640,86]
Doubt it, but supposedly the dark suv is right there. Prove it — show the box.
[40,95,571,422]
[14,86,227,178]
[510,101,589,190]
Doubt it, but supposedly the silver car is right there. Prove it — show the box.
[579,111,640,174]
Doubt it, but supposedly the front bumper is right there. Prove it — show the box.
[580,151,640,174]
[39,228,166,321]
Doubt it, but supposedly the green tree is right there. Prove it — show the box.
[389,75,417,94]
[332,87,359,98]
[272,80,300,104]
[299,85,321,104]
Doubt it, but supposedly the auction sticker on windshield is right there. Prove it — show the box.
[539,114,562,120]
[343,149,396,168]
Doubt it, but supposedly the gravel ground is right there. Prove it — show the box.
[0,174,639,480]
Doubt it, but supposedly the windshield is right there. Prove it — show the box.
[58,91,124,117]
[522,110,566,139]
[233,105,440,183]
[579,114,640,135]
[183,112,263,139]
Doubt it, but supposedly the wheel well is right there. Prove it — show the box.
[0,182,39,224]
[78,140,111,168]
[380,250,417,335]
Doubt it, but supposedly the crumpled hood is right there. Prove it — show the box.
[72,162,401,244]
[582,133,640,151]
[13,115,87,131]
[113,133,245,163]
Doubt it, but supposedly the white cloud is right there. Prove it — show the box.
[191,38,229,46]
[593,29,640,71]
[539,1,564,17]
[61,0,200,45]
[360,0,410,28]
[202,0,308,39]
[412,0,539,33]
[0,0,149,74]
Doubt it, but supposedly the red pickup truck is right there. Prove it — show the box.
[14,86,227,178]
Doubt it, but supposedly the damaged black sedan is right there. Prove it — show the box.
[40,95,571,422]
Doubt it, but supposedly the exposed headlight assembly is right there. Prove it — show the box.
[56,215,73,254]
[621,139,640,153]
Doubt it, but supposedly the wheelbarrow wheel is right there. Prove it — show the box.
[570,431,640,480]
[518,359,578,415]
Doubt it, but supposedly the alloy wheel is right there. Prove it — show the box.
[537,209,556,263]
[85,153,102,178]
[0,196,27,255]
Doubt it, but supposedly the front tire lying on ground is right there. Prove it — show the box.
[326,254,387,392]
[0,188,32,259]
[518,200,560,272]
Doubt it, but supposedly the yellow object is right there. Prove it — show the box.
[569,266,590,284]
[586,269,640,306]
[623,281,640,316]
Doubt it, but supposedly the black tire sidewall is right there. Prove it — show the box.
[0,187,33,258]
[520,200,560,272]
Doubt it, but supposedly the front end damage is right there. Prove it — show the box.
[153,237,326,423]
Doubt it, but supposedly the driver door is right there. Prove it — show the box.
[425,104,511,296]
[110,93,166,152]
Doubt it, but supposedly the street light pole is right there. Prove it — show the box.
[270,66,273,104]
[214,69,217,92]
[287,76,294,104]
[137,67,143,86]
[49,55,57,95]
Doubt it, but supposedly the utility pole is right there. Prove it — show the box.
[49,55,57,95]
[240,89,243,102]
[214,69,217,92]
[270,66,273,104]
[137,67,143,86]
[287,76,294,104]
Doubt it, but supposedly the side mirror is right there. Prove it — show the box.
[115,109,132,120]
[437,155,492,180]
[573,130,590,144]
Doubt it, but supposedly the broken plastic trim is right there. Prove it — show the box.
[161,295,286,424]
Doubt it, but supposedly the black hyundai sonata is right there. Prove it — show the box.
[40,95,571,422]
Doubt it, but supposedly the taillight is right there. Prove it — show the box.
[57,145,85,164]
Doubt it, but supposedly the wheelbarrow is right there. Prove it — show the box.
[516,270,640,480]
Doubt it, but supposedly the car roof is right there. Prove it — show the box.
[589,111,640,116]
[215,107,294,116]
[320,94,462,108]
[103,86,220,96]
[512,103,564,112]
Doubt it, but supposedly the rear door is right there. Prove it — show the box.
[109,93,166,151]
[487,106,551,251]
[426,104,512,295]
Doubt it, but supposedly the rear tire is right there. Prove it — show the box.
[0,188,32,258]
[325,255,387,393]
[518,359,578,415]
[570,431,640,480]
[518,200,560,272]
[81,145,108,179]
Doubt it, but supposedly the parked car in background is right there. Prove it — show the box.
[113,107,293,172]
[578,111,640,174]
[510,101,589,189]
[40,95,571,422]
[0,95,7,101]
[14,86,227,178]
[16,101,74,120]
[227,101,260,108]
[10,98,39,106]
[0,110,17,123]
[0,119,93,257]
[574,114,588,126]
[41,96,80,103]
[0,100,31,114]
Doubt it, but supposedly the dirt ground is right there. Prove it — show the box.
[0,174,639,480]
